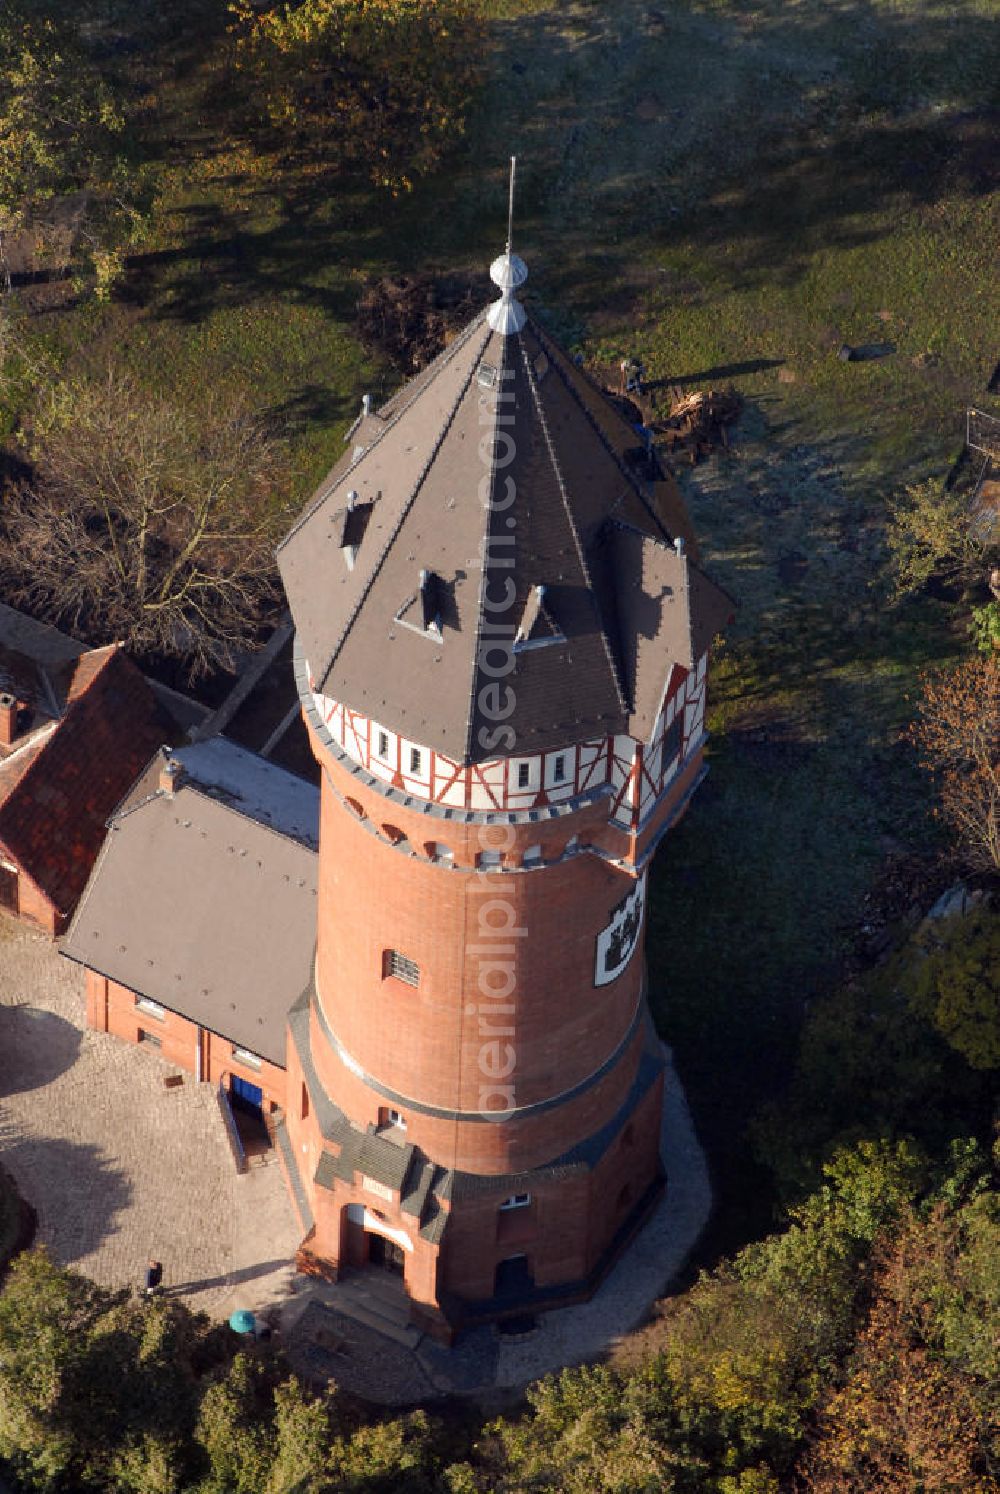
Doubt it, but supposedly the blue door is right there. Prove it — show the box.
[231,1075,263,1113]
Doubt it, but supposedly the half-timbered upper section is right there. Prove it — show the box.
[278,252,733,781]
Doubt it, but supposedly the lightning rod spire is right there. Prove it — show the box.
[488,155,528,335]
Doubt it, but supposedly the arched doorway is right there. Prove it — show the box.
[340,1203,413,1282]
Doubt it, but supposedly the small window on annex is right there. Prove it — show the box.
[553,754,567,783]
[517,762,531,789]
[377,730,390,759]
[499,1193,532,1211]
[383,949,420,987]
[409,747,422,774]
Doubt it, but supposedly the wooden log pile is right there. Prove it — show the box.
[651,386,743,462]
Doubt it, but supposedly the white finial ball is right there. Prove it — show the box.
[490,253,528,291]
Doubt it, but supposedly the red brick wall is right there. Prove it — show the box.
[85,970,287,1110]
[0,857,59,936]
[311,751,648,1171]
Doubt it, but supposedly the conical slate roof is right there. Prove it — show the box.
[278,282,733,765]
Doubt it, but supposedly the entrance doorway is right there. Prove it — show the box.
[227,1075,270,1160]
[0,865,17,914]
[494,1254,534,1297]
[230,1074,263,1115]
[368,1232,405,1277]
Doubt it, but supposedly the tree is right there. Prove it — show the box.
[0,366,290,679]
[229,0,484,193]
[0,8,150,294]
[0,1249,109,1489]
[909,906,1000,1070]
[886,478,993,599]
[971,600,1000,654]
[907,654,1000,873]
[799,1197,1000,1493]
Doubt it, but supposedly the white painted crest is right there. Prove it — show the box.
[594,872,647,986]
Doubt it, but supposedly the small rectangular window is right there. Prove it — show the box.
[135,996,166,1021]
[138,1029,162,1050]
[385,950,420,987]
[499,1193,531,1211]
[377,730,389,758]
[517,762,530,788]
[409,747,422,774]
[233,1046,262,1070]
[663,714,683,766]
[553,755,566,783]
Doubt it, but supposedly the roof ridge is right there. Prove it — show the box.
[517,339,631,714]
[314,320,493,692]
[278,310,490,554]
[460,329,515,762]
[531,320,672,544]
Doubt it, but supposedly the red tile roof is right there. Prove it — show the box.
[0,645,169,918]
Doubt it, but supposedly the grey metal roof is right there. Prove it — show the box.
[278,305,734,764]
[61,771,318,1066]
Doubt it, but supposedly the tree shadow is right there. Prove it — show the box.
[0,1130,132,1268]
[647,359,785,391]
[0,1007,81,1097]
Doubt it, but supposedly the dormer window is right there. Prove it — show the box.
[394,569,446,641]
[514,585,565,652]
[331,491,370,571]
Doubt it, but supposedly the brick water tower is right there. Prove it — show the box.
[277,235,732,1339]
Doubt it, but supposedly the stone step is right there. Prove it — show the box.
[327,1278,422,1349]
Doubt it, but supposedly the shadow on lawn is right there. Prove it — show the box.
[117,0,998,331]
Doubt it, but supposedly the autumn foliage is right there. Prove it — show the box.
[229,0,484,192]
[908,653,1000,874]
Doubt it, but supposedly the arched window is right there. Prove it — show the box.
[381,824,406,846]
[344,796,366,820]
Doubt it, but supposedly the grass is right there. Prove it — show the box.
[4,0,998,1257]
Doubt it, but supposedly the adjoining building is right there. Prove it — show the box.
[275,246,734,1337]
[61,738,319,1119]
[0,616,169,935]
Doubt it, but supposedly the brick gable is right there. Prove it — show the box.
[0,645,168,919]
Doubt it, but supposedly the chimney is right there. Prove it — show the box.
[674,536,685,557]
[159,757,186,796]
[0,693,17,748]
[362,393,372,418]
